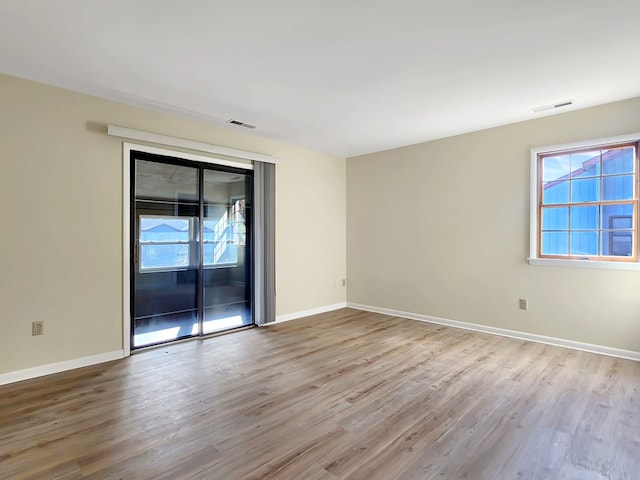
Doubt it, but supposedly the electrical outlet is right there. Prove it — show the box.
[342,278,347,287]
[519,298,528,310]
[32,321,44,336]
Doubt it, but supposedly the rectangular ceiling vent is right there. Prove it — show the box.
[532,100,575,113]
[228,119,256,129]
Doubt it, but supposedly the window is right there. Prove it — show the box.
[139,216,196,271]
[140,206,242,272]
[530,135,639,267]
[202,196,246,266]
[203,205,238,266]
[231,197,247,246]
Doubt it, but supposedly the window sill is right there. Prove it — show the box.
[204,263,238,270]
[139,263,238,273]
[528,257,640,271]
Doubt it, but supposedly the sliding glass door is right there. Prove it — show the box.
[131,151,252,349]
[202,169,252,334]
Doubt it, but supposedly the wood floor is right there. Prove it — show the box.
[1,309,639,479]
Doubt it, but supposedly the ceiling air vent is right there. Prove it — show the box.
[532,100,574,113]
[227,119,256,129]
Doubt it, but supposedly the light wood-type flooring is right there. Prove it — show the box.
[1,308,639,479]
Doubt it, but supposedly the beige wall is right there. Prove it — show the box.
[347,97,640,353]
[0,74,346,375]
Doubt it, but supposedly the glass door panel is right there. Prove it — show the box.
[202,169,252,334]
[132,159,200,347]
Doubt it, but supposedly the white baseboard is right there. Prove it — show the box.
[272,302,348,324]
[0,350,125,386]
[347,302,640,362]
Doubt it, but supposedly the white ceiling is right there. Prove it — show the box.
[1,1,640,158]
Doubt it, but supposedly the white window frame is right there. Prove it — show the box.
[138,214,196,273]
[529,132,640,271]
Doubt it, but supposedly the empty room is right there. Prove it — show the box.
[1,1,640,479]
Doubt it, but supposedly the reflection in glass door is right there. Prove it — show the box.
[202,169,252,334]
[131,152,253,349]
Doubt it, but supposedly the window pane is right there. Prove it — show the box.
[541,232,568,255]
[571,150,601,178]
[570,231,598,256]
[140,244,190,269]
[541,207,568,230]
[136,159,199,202]
[204,206,230,242]
[233,199,247,246]
[571,178,599,203]
[570,206,598,230]
[140,217,190,242]
[602,204,633,230]
[602,147,634,175]
[203,242,238,265]
[602,175,634,201]
[601,231,634,257]
[542,155,570,182]
[203,170,247,204]
[542,180,569,205]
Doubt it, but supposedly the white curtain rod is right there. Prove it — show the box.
[107,125,277,164]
